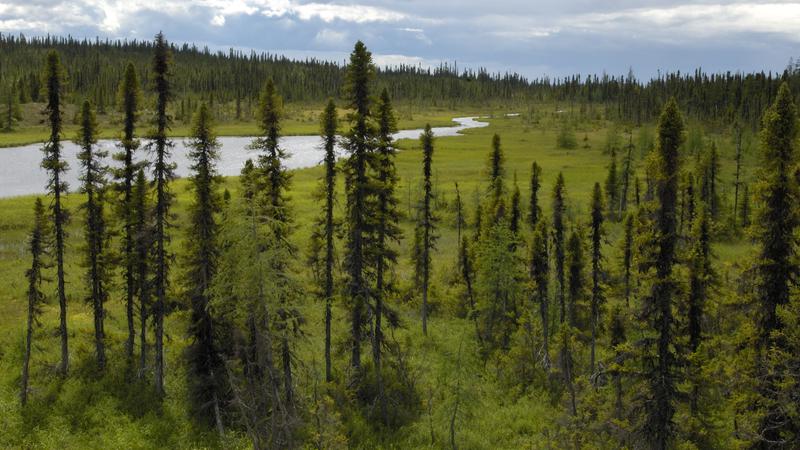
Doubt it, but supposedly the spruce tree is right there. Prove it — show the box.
[687,204,712,414]
[317,99,337,383]
[487,134,505,219]
[115,62,141,360]
[509,174,521,236]
[76,100,109,370]
[149,32,175,396]
[454,182,466,243]
[372,89,402,421]
[552,172,567,324]
[419,124,438,336]
[642,97,684,449]
[621,212,634,307]
[184,103,224,428]
[528,161,542,229]
[132,169,152,377]
[606,148,619,221]
[589,182,605,373]
[752,82,799,445]
[530,220,550,369]
[21,198,48,406]
[40,50,70,375]
[343,41,375,371]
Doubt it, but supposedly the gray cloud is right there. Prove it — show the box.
[0,0,796,77]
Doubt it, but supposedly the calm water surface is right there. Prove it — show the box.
[0,117,487,198]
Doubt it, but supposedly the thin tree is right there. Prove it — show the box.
[589,182,605,373]
[76,100,109,370]
[454,182,466,243]
[530,220,550,369]
[132,169,152,377]
[21,198,48,406]
[606,148,618,221]
[620,213,634,307]
[343,41,376,371]
[185,103,224,429]
[419,124,438,336]
[732,124,744,229]
[687,204,712,414]
[528,161,542,229]
[40,50,70,375]
[372,88,402,422]
[115,62,141,360]
[319,99,337,383]
[552,172,567,324]
[149,32,175,396]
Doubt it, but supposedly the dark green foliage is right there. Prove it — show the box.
[619,133,635,214]
[372,88,402,422]
[589,183,605,373]
[639,97,684,449]
[751,82,799,446]
[343,41,376,372]
[184,103,225,429]
[687,204,712,414]
[530,220,550,369]
[21,198,49,406]
[699,142,720,221]
[620,213,634,307]
[418,124,438,336]
[528,162,542,229]
[40,50,70,375]
[552,172,567,324]
[149,32,175,396]
[509,175,521,236]
[487,134,505,219]
[114,62,141,361]
[309,99,338,383]
[131,169,152,377]
[566,227,586,329]
[76,100,109,371]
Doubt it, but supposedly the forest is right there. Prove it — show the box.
[1,30,800,450]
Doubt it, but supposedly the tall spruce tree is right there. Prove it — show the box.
[687,204,712,415]
[752,82,799,446]
[149,32,175,396]
[343,41,376,371]
[184,103,224,429]
[21,198,48,406]
[116,62,141,360]
[419,124,438,336]
[530,219,550,369]
[621,212,634,307]
[606,148,619,221]
[642,97,684,449]
[76,100,109,370]
[589,182,605,373]
[40,50,70,375]
[372,89,402,421]
[552,172,567,324]
[318,99,337,383]
[132,169,152,377]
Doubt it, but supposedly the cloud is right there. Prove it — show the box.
[314,28,348,46]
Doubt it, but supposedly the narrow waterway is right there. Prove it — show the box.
[0,116,487,198]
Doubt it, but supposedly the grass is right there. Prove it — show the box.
[0,110,756,448]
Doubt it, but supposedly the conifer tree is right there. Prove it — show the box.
[620,213,634,307]
[528,161,542,229]
[40,50,70,375]
[316,99,337,383]
[530,220,550,369]
[343,41,376,371]
[606,148,619,220]
[132,169,152,376]
[454,182,466,243]
[700,142,720,220]
[76,100,109,370]
[739,183,751,228]
[21,198,48,406]
[251,78,298,411]
[589,182,605,373]
[641,98,684,449]
[620,133,635,213]
[115,62,141,360]
[752,82,799,445]
[687,204,712,414]
[149,32,175,396]
[552,172,567,324]
[184,103,224,428]
[609,304,626,420]
[487,134,505,219]
[419,124,438,336]
[509,174,521,236]
[372,89,402,421]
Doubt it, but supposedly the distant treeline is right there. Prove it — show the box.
[0,33,798,126]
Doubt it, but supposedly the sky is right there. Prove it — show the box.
[1,0,799,79]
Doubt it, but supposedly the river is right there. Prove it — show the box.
[0,116,487,198]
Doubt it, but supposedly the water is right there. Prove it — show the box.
[0,116,487,198]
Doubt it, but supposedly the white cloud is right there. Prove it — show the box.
[314,28,348,46]
[211,14,226,26]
